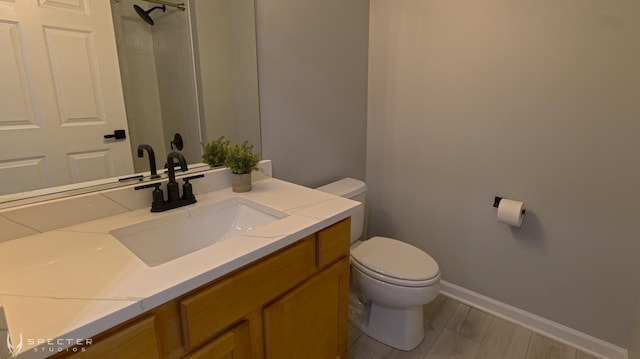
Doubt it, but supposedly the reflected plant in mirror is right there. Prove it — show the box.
[201,136,230,167]
[0,0,261,205]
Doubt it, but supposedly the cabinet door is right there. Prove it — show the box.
[184,321,250,359]
[263,258,349,359]
[58,316,160,359]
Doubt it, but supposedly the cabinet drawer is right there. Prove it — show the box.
[63,316,159,359]
[317,218,351,268]
[184,321,250,359]
[180,235,317,350]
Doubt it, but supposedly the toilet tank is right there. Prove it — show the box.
[316,178,366,244]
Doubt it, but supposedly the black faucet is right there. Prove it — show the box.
[166,152,188,202]
[134,152,204,212]
[137,144,160,179]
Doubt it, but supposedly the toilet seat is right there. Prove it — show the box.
[351,237,440,287]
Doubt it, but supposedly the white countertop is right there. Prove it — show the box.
[0,178,360,358]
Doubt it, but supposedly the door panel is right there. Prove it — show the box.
[0,157,48,195]
[0,20,37,129]
[44,26,105,125]
[67,149,113,182]
[39,0,87,12]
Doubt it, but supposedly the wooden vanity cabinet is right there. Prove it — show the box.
[51,218,350,359]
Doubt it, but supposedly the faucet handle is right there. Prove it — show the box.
[135,182,165,210]
[183,174,205,181]
[181,174,204,201]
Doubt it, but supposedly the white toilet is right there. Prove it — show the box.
[317,178,441,351]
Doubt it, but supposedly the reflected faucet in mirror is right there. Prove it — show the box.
[135,152,204,212]
[137,144,160,179]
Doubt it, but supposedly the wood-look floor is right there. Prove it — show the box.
[348,295,601,359]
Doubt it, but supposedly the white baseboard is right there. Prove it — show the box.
[440,280,628,359]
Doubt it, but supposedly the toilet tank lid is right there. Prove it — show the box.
[316,178,366,198]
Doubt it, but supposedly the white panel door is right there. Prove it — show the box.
[0,0,133,195]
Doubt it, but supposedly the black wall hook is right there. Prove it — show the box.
[170,133,184,151]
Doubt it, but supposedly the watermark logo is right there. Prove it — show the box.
[6,332,22,358]
[3,333,93,357]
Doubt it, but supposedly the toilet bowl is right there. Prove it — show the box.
[316,178,440,351]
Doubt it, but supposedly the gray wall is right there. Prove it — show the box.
[256,0,369,188]
[630,306,640,359]
[367,0,640,348]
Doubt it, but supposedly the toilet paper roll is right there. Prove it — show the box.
[497,199,525,227]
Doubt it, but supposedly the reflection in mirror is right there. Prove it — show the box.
[189,0,261,153]
[0,0,260,205]
[112,0,201,172]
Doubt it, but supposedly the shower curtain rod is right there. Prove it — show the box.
[142,0,185,11]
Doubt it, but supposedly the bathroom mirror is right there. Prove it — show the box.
[0,0,260,206]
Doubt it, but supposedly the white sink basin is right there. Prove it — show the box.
[110,197,287,267]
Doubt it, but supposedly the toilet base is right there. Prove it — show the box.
[350,294,425,351]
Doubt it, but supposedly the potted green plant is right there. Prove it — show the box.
[224,140,261,192]
[201,136,229,167]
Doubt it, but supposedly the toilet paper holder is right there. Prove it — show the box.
[493,196,526,215]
